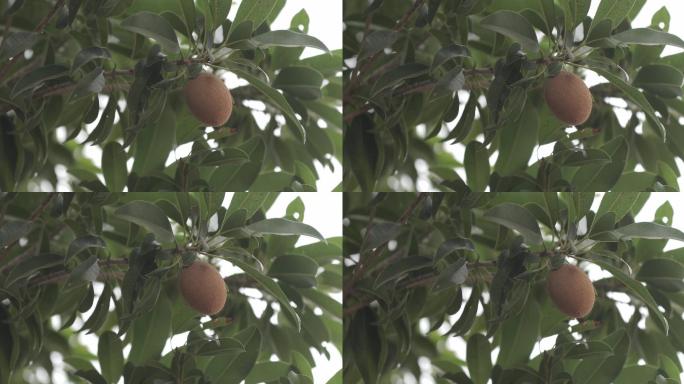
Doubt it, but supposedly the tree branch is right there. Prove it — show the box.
[342,193,428,299]
[0,0,66,82]
[0,193,56,262]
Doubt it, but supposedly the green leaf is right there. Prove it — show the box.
[177,0,196,36]
[132,105,176,175]
[432,44,470,70]
[349,308,382,384]
[66,235,106,261]
[573,329,630,384]
[207,0,231,32]
[497,297,540,368]
[0,31,39,61]
[251,30,328,52]
[225,192,274,220]
[633,64,683,99]
[448,285,481,337]
[74,370,107,384]
[128,293,172,364]
[494,102,538,176]
[636,258,684,292]
[587,256,668,334]
[98,331,123,384]
[114,201,174,243]
[245,218,324,240]
[80,283,112,334]
[371,63,428,97]
[467,334,492,384]
[102,142,128,192]
[6,253,63,286]
[591,0,638,34]
[480,10,540,52]
[85,95,117,145]
[11,65,69,97]
[230,67,306,142]
[245,362,291,384]
[194,337,245,356]
[614,365,659,384]
[268,254,319,288]
[68,255,100,283]
[609,222,684,242]
[358,30,400,61]
[571,136,628,191]
[361,222,402,252]
[272,66,324,100]
[611,28,684,49]
[433,258,468,292]
[120,11,180,53]
[434,238,475,260]
[594,192,644,229]
[374,257,433,287]
[229,0,280,38]
[72,47,111,72]
[483,203,543,245]
[560,340,613,359]
[590,67,666,139]
[553,148,611,167]
[464,141,490,192]
[559,0,591,30]
[71,67,106,100]
[218,253,301,330]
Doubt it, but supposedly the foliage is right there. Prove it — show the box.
[343,191,684,383]
[0,192,342,383]
[343,0,684,192]
[0,0,342,192]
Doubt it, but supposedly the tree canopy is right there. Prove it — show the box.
[0,192,342,383]
[0,0,342,192]
[343,0,684,192]
[343,191,684,383]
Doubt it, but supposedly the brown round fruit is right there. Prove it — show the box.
[179,260,227,315]
[544,71,592,126]
[183,73,233,127]
[546,264,595,318]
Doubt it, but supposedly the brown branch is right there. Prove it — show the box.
[31,259,129,286]
[343,260,497,316]
[0,0,66,82]
[342,193,428,299]
[0,193,56,262]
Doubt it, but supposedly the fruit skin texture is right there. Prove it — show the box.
[546,264,595,318]
[183,73,233,127]
[544,71,592,126]
[179,261,227,315]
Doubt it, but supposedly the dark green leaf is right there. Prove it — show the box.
[467,334,492,384]
[98,331,124,383]
[483,203,543,245]
[102,142,128,192]
[480,10,540,52]
[268,254,319,288]
[114,201,174,243]
[120,12,180,53]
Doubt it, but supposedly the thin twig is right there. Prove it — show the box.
[0,0,66,82]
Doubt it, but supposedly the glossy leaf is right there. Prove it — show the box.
[114,201,174,243]
[120,12,180,53]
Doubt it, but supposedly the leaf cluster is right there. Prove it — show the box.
[343,191,684,383]
[0,192,342,383]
